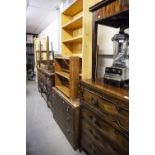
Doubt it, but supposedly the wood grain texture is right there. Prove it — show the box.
[79,80,129,155]
[51,87,80,150]
[90,0,129,81]
[61,0,100,80]
[55,56,81,100]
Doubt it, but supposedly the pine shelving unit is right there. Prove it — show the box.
[55,56,81,100]
[61,0,100,79]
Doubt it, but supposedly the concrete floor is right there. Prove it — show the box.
[26,81,85,155]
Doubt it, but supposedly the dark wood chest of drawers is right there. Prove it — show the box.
[51,87,80,150]
[79,79,129,155]
[37,67,55,106]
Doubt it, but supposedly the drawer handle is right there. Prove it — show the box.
[112,119,128,133]
[92,116,100,128]
[66,106,70,112]
[91,98,99,107]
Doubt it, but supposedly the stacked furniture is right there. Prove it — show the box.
[36,1,129,154]
[79,0,129,155]
[36,36,55,107]
[51,0,100,150]
[55,56,81,100]
[26,33,37,80]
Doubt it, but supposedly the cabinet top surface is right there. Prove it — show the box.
[89,0,116,12]
[53,87,80,108]
[37,67,54,76]
[80,79,129,102]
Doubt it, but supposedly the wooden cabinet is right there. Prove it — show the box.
[37,68,55,107]
[51,87,80,150]
[61,0,100,79]
[89,0,129,81]
[55,56,81,100]
[79,79,129,155]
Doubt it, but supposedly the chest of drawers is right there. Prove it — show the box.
[37,67,55,106]
[51,87,80,150]
[79,79,129,155]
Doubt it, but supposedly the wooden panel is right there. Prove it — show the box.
[62,0,83,16]
[82,0,100,79]
[81,105,128,154]
[81,86,129,132]
[72,42,82,56]
[55,56,81,100]
[62,35,82,44]
[62,15,83,30]
[52,87,80,149]
[40,37,47,51]
[61,13,72,26]
[55,71,70,80]
[79,81,129,155]
[62,28,73,41]
[62,43,73,56]
[56,85,70,98]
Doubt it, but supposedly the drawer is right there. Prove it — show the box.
[81,87,129,132]
[81,132,106,155]
[81,120,127,155]
[61,99,74,117]
[81,106,129,153]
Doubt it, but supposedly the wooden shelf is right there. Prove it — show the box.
[62,68,70,73]
[62,15,83,30]
[55,56,81,100]
[56,85,69,98]
[62,0,83,16]
[62,35,82,44]
[55,56,70,60]
[55,71,70,80]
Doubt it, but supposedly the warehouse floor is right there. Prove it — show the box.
[26,81,85,155]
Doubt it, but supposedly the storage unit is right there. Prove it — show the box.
[55,56,81,100]
[37,67,55,106]
[79,79,129,155]
[61,0,100,79]
[26,33,37,80]
[51,87,80,150]
[89,0,129,81]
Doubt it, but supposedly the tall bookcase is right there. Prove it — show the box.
[61,0,100,79]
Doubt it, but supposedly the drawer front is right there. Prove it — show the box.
[52,89,75,148]
[81,106,129,154]
[81,120,119,155]
[81,87,128,133]
[61,99,74,117]
[81,132,106,155]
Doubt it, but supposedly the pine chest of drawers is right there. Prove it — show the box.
[79,79,129,155]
